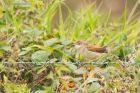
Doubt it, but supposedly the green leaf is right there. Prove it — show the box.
[135,53,140,66]
[0,64,6,72]
[61,39,71,45]
[65,63,77,71]
[43,38,60,46]
[74,67,87,75]
[47,71,54,79]
[53,44,63,49]
[24,29,43,41]
[0,41,11,51]
[19,47,32,56]
[54,64,71,76]
[33,45,54,53]
[37,67,46,74]
[43,86,54,93]
[88,82,101,93]
[31,50,51,62]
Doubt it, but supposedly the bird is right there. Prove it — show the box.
[74,40,107,60]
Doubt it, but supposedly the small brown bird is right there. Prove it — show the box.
[74,40,107,60]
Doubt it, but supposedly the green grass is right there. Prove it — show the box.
[0,0,140,93]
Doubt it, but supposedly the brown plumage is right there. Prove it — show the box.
[87,45,107,53]
[75,40,107,53]
[74,40,108,60]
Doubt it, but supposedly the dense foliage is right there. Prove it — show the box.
[0,0,140,93]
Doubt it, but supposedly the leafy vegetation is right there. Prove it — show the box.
[0,0,140,93]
